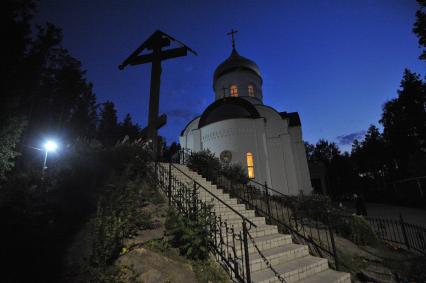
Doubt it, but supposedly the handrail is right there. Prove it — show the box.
[249,178,288,198]
[169,163,257,228]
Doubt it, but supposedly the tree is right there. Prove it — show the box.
[304,141,315,162]
[118,113,140,140]
[413,0,426,60]
[310,139,341,166]
[0,117,27,181]
[351,125,387,188]
[380,69,426,177]
[69,85,98,139]
[98,101,119,146]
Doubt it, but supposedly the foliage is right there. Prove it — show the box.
[86,145,159,281]
[293,193,333,217]
[118,113,141,141]
[413,0,426,60]
[0,116,27,181]
[162,141,181,162]
[338,214,379,246]
[221,162,249,184]
[187,149,222,181]
[380,69,426,178]
[165,208,211,261]
[98,101,119,146]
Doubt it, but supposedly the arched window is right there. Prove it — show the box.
[246,152,255,179]
[248,84,255,97]
[230,85,238,97]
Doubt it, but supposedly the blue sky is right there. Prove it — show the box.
[36,0,425,151]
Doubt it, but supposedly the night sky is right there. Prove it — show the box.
[35,0,425,151]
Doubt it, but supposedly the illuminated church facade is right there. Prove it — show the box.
[179,44,312,195]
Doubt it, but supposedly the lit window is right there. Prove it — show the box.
[246,152,255,179]
[248,85,254,97]
[230,85,238,97]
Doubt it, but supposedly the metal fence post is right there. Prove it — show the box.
[399,213,410,250]
[264,182,272,224]
[168,162,172,206]
[242,220,252,283]
[193,181,197,221]
[328,214,339,271]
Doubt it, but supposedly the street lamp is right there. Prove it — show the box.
[42,140,58,175]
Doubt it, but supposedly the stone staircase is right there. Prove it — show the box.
[160,163,351,283]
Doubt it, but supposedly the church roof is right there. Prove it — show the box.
[279,112,301,127]
[198,97,261,128]
[213,49,262,82]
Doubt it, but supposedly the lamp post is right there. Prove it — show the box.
[42,140,58,176]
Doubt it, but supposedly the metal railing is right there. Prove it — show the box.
[153,161,280,283]
[366,214,426,254]
[175,148,340,270]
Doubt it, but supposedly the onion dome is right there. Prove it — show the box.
[213,49,262,82]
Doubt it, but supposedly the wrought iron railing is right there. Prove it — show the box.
[366,214,426,254]
[152,161,289,283]
[174,148,340,271]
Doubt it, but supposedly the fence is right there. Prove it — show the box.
[366,214,426,255]
[152,162,288,283]
[174,148,341,270]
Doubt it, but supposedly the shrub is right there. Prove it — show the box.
[165,208,211,261]
[187,150,221,181]
[221,163,249,184]
[344,214,379,246]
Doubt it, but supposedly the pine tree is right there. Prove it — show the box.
[380,69,426,177]
[98,101,119,146]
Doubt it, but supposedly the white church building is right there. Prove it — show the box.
[179,44,312,195]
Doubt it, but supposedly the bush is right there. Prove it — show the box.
[342,214,379,246]
[187,150,221,181]
[165,208,211,261]
[221,163,249,184]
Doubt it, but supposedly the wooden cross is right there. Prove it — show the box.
[226,29,238,50]
[119,30,196,159]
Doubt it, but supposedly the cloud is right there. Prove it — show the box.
[167,108,197,120]
[336,130,366,145]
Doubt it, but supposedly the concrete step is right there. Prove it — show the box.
[202,197,239,206]
[213,209,255,219]
[250,256,329,283]
[226,233,293,256]
[297,269,351,283]
[249,243,309,272]
[224,216,266,227]
[159,163,351,283]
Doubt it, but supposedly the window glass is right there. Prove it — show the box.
[230,85,238,97]
[248,84,254,97]
[246,152,255,179]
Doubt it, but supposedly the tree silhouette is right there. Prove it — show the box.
[351,125,387,188]
[118,113,141,140]
[98,101,119,146]
[380,69,426,177]
[413,0,426,60]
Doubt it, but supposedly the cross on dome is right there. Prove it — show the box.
[226,29,238,50]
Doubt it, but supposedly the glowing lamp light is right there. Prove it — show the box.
[44,140,58,152]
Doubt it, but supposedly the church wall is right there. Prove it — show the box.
[280,133,301,195]
[199,118,269,185]
[213,70,263,102]
[288,127,313,194]
[266,137,289,194]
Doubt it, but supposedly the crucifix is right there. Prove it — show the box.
[119,30,197,159]
[226,29,238,50]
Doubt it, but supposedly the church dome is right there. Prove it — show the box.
[213,49,262,82]
[198,97,260,128]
